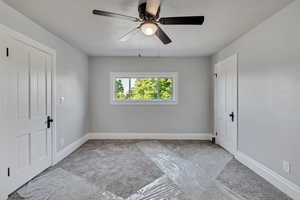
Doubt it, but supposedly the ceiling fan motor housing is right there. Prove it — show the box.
[138,2,160,20]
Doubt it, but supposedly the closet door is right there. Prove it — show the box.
[0,30,12,199]
[0,34,53,194]
[215,54,238,155]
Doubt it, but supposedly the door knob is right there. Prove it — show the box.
[229,112,234,122]
[47,116,54,128]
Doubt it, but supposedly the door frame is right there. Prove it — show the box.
[0,24,57,166]
[214,54,238,155]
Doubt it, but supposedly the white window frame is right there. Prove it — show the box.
[111,72,178,105]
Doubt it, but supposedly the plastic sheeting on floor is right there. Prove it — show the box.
[9,140,291,200]
[136,141,233,200]
[127,175,183,200]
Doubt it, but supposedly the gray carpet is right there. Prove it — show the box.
[8,140,292,200]
[56,140,163,198]
[217,159,292,200]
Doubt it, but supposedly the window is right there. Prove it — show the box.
[111,72,178,105]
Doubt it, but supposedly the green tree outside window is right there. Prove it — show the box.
[115,78,173,100]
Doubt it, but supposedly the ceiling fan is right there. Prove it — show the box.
[92,0,205,45]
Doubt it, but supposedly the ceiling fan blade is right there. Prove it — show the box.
[159,16,205,25]
[93,10,141,22]
[146,0,161,16]
[120,27,140,42]
[155,26,172,45]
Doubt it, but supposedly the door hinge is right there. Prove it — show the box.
[7,167,10,177]
[214,73,217,78]
[216,132,218,136]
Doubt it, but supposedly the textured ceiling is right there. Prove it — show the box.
[3,0,293,56]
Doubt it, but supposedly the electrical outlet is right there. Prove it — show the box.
[283,160,290,174]
[60,138,65,147]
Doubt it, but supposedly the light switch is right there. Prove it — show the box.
[59,97,65,104]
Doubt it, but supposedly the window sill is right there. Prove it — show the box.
[111,100,178,105]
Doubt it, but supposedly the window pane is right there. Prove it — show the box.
[130,78,159,100]
[158,78,173,100]
[112,73,176,104]
[115,78,130,100]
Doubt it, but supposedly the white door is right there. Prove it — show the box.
[0,28,11,199]
[215,54,238,155]
[0,32,53,195]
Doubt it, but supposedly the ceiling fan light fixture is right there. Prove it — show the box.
[141,22,158,36]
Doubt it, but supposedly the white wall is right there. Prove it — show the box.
[0,0,89,152]
[213,1,300,187]
[89,56,213,135]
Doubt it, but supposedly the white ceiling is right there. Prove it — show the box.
[4,0,293,56]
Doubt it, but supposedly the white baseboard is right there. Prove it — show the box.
[88,132,212,140]
[54,134,89,164]
[52,133,211,165]
[236,151,300,200]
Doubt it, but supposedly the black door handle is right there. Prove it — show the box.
[47,116,54,128]
[229,112,234,122]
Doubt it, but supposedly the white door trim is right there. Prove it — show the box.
[214,54,238,155]
[0,24,57,165]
